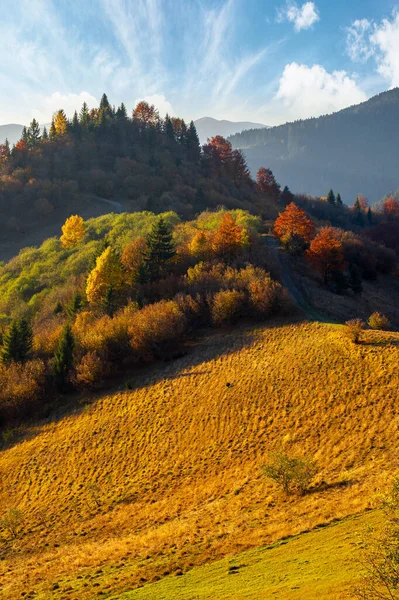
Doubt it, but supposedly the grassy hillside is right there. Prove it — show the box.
[116,511,382,600]
[0,320,398,599]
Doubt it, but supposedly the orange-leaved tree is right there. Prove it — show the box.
[121,237,147,284]
[60,215,86,248]
[383,196,399,221]
[133,101,159,128]
[305,227,345,284]
[274,202,315,251]
[256,167,280,200]
[212,213,244,262]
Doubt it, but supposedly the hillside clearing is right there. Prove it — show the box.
[0,320,398,599]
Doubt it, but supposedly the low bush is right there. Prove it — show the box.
[367,312,390,331]
[0,359,46,424]
[75,351,104,389]
[211,289,245,326]
[345,318,365,343]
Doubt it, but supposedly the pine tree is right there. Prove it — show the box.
[186,121,201,162]
[52,323,75,391]
[116,103,127,121]
[21,126,29,144]
[42,126,48,141]
[71,111,81,137]
[336,193,343,206]
[367,206,373,225]
[67,291,83,317]
[99,93,111,111]
[326,189,336,205]
[1,318,32,364]
[27,118,41,147]
[280,185,294,205]
[79,102,90,128]
[144,217,176,281]
[353,198,364,227]
[164,114,174,141]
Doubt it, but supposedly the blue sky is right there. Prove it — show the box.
[1,0,398,126]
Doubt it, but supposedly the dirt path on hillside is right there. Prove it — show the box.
[264,235,331,322]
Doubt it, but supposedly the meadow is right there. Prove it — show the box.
[0,319,398,599]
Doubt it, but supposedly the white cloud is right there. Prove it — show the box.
[370,11,399,88]
[135,94,174,118]
[275,63,367,120]
[33,92,99,123]
[346,11,399,88]
[346,19,374,62]
[278,2,320,32]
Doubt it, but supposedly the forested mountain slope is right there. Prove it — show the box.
[229,88,399,203]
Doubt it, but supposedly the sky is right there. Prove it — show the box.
[0,0,398,126]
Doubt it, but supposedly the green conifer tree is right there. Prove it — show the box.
[367,206,373,225]
[49,119,57,139]
[326,189,336,205]
[52,323,75,391]
[27,118,41,147]
[353,198,365,227]
[41,126,48,141]
[144,217,176,281]
[336,193,343,206]
[79,102,90,128]
[1,319,32,364]
[186,121,201,162]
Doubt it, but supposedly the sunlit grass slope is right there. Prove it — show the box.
[0,321,398,599]
[116,511,381,600]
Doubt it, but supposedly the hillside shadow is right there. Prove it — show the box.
[359,337,399,347]
[0,316,306,451]
[308,478,358,495]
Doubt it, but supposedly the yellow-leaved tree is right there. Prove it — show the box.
[54,109,68,136]
[86,247,123,305]
[60,215,86,248]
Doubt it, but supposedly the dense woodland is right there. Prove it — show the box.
[229,88,399,203]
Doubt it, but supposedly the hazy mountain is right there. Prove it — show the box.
[0,123,24,146]
[229,88,399,204]
[0,123,51,146]
[194,117,266,144]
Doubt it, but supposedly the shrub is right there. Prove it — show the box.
[130,300,186,360]
[211,289,245,326]
[0,359,46,423]
[75,351,104,388]
[367,312,390,331]
[262,449,318,495]
[0,508,24,539]
[345,318,365,343]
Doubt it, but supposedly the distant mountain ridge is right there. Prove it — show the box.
[229,88,399,204]
[194,117,266,144]
[0,123,51,146]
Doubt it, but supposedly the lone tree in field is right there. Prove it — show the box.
[1,318,33,364]
[144,217,176,281]
[262,449,318,496]
[60,215,86,248]
[86,246,123,305]
[52,323,75,391]
[345,318,365,344]
[305,227,346,285]
[274,202,315,252]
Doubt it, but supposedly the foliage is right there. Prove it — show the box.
[262,449,318,495]
[345,319,365,344]
[367,312,390,331]
[256,167,281,200]
[274,202,315,251]
[52,323,75,391]
[211,289,245,326]
[0,507,24,539]
[60,215,86,248]
[0,359,46,423]
[1,318,33,364]
[86,247,123,305]
[211,212,245,262]
[306,227,346,285]
[75,351,104,389]
[143,217,176,282]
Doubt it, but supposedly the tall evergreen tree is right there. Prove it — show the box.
[326,189,336,205]
[27,118,41,147]
[116,102,127,121]
[353,198,365,227]
[52,323,75,391]
[21,126,29,144]
[186,121,201,162]
[49,119,57,138]
[336,193,343,206]
[71,111,81,137]
[79,102,90,128]
[280,185,294,205]
[144,217,176,281]
[1,318,32,364]
[367,206,373,225]
[164,114,174,142]
[41,126,48,141]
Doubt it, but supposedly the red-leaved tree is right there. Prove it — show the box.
[305,227,346,284]
[274,202,315,251]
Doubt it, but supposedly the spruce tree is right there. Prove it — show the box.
[67,291,83,317]
[49,119,57,138]
[116,103,127,121]
[336,193,343,206]
[71,111,81,138]
[1,319,32,364]
[21,126,29,144]
[353,198,364,227]
[326,189,336,205]
[27,118,41,147]
[79,102,90,128]
[42,126,48,141]
[367,206,373,225]
[52,323,75,391]
[144,217,176,281]
[186,121,201,162]
[280,185,294,205]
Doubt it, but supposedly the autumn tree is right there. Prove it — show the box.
[86,247,123,305]
[305,227,345,285]
[143,218,176,281]
[383,196,399,221]
[0,139,10,164]
[274,202,315,252]
[203,136,233,172]
[121,237,147,284]
[54,110,68,136]
[212,213,244,262]
[256,167,280,200]
[133,101,159,129]
[60,215,86,248]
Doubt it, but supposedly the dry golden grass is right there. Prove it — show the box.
[0,319,398,599]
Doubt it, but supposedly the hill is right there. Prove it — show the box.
[0,320,398,599]
[229,88,399,204]
[194,117,266,144]
[0,123,24,146]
